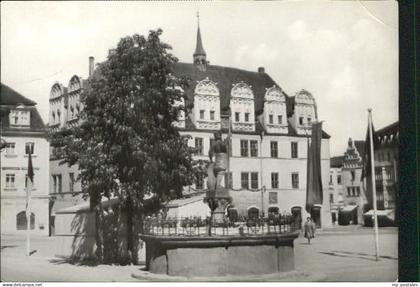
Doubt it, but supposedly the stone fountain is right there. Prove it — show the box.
[204,131,232,226]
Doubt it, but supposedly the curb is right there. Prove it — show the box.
[131,270,328,282]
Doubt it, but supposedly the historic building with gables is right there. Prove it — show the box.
[48,23,332,229]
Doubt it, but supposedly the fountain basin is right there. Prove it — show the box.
[141,231,299,277]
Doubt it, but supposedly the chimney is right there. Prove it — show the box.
[258,67,265,73]
[89,56,94,77]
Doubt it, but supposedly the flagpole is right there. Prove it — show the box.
[26,197,31,256]
[26,150,34,257]
[368,109,380,261]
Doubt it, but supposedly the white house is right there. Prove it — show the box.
[1,84,50,235]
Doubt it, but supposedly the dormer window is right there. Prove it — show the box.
[230,81,255,132]
[9,107,30,127]
[308,117,311,123]
[263,86,287,134]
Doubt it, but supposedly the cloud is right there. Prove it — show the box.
[233,43,279,69]
[287,20,307,41]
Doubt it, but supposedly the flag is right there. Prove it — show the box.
[361,118,378,209]
[305,121,323,213]
[26,151,34,218]
[361,122,377,181]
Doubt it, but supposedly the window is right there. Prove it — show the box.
[6,174,15,188]
[210,110,215,120]
[291,142,298,158]
[241,173,249,189]
[25,142,34,155]
[199,110,205,120]
[270,141,278,158]
[299,117,304,125]
[292,173,299,189]
[225,172,233,189]
[25,174,35,188]
[269,192,278,204]
[337,175,342,184]
[10,109,30,126]
[271,173,279,189]
[53,174,62,193]
[356,187,360,197]
[6,143,15,155]
[240,140,249,157]
[250,172,259,189]
[347,187,352,197]
[329,175,333,185]
[195,174,204,190]
[351,170,356,181]
[69,173,75,193]
[235,112,240,122]
[278,115,282,124]
[195,137,203,155]
[307,117,311,124]
[250,140,258,157]
[245,113,250,122]
[269,114,273,124]
[330,194,334,203]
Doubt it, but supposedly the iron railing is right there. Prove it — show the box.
[142,215,299,237]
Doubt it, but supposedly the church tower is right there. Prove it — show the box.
[193,12,207,71]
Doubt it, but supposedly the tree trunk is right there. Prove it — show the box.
[94,202,104,263]
[126,197,138,265]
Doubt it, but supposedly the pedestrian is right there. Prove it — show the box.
[304,217,316,244]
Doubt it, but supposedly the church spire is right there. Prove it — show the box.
[193,12,207,71]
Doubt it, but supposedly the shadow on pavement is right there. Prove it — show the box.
[0,245,18,250]
[332,250,398,260]
[319,251,377,261]
[49,255,99,266]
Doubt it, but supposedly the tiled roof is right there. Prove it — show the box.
[330,156,344,168]
[375,121,399,146]
[1,84,46,134]
[1,84,37,106]
[89,62,330,139]
[172,62,281,114]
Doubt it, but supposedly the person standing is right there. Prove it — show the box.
[304,217,316,244]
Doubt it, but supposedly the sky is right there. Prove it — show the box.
[1,1,398,156]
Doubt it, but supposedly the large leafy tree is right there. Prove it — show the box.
[51,29,205,264]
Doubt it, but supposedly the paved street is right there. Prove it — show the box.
[1,225,398,282]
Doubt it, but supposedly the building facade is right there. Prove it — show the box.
[1,84,50,235]
[49,76,86,235]
[49,24,332,228]
[328,156,344,225]
[337,138,366,225]
[364,121,399,225]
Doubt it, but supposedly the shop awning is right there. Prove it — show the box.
[340,205,358,212]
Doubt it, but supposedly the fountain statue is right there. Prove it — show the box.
[204,131,232,227]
